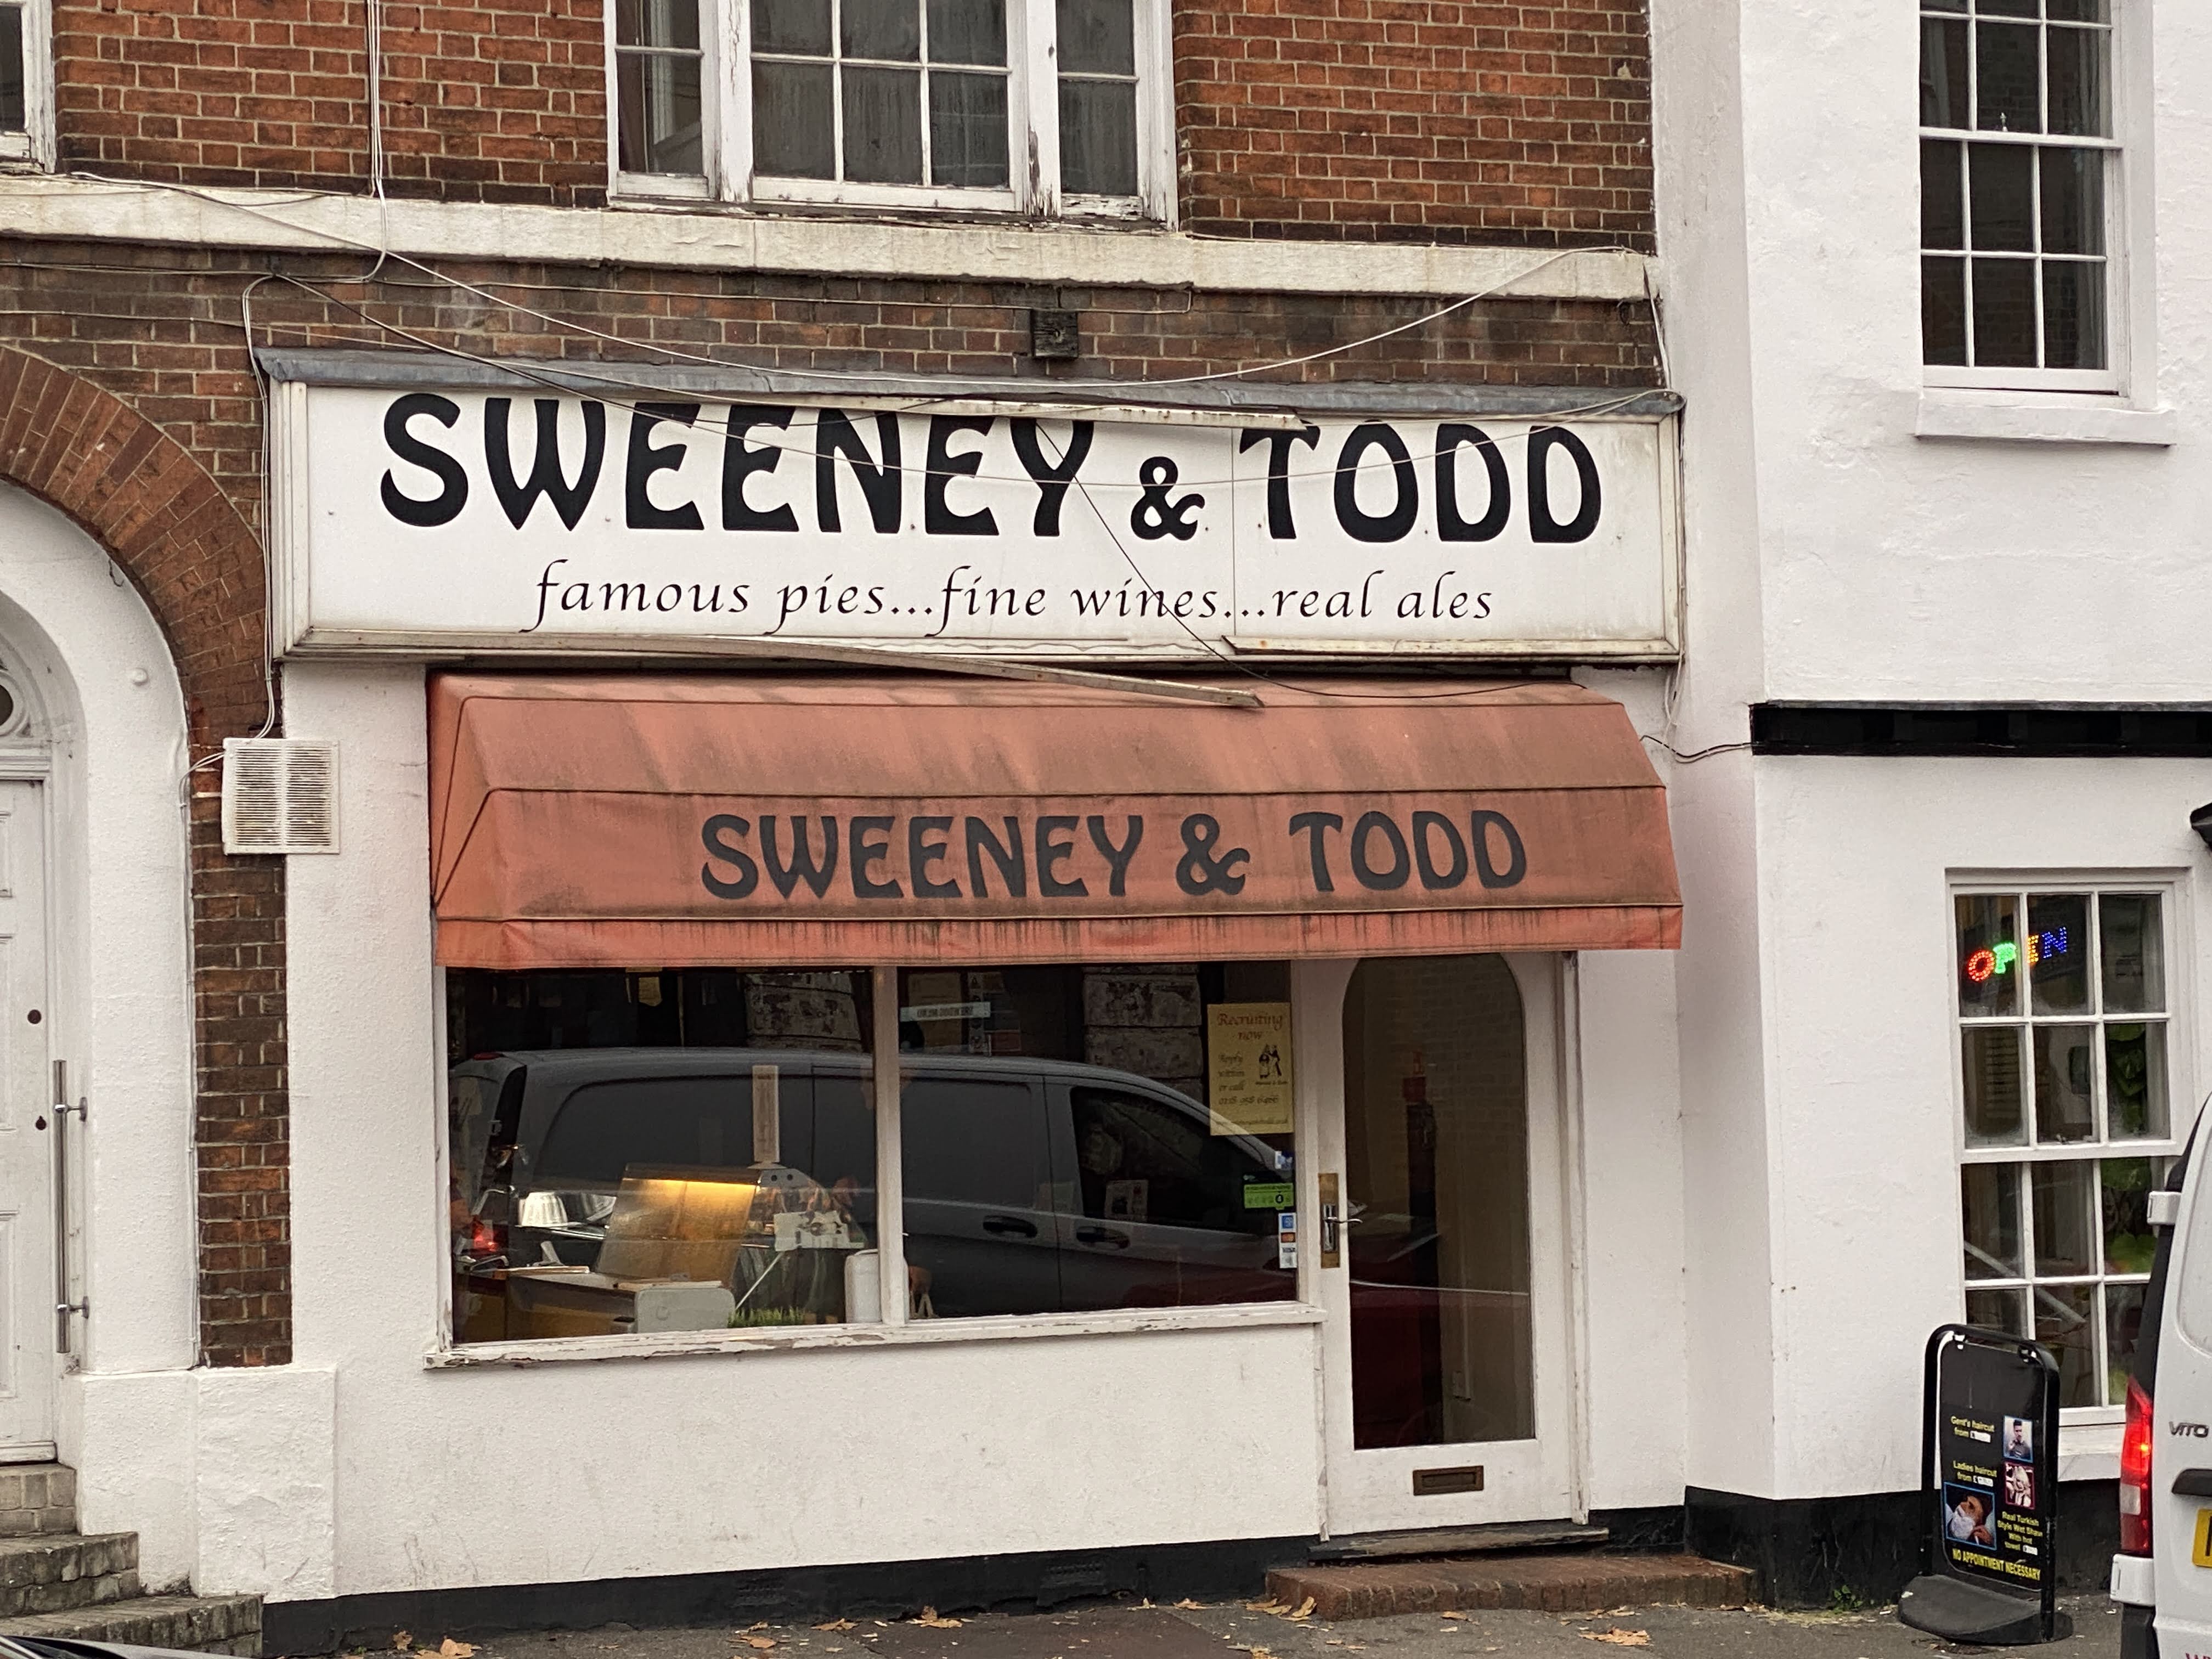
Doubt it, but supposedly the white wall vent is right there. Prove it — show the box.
[221,738,338,855]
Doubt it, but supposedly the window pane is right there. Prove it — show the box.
[2032,1160,2096,1276]
[1060,77,1138,195]
[1970,143,2035,250]
[754,60,836,176]
[928,0,1006,66]
[2027,893,2091,1013]
[1923,0,1966,10]
[1059,0,1136,76]
[1977,19,2042,131]
[928,71,1009,187]
[1957,894,2021,1017]
[1925,257,1968,365]
[2032,1023,2097,1143]
[2108,1281,2148,1404]
[2040,262,2106,370]
[0,6,22,133]
[618,0,700,49]
[1968,1285,2026,1337]
[902,1074,1060,1317]
[2047,25,2109,137]
[2046,0,2107,20]
[2101,894,2166,1013]
[617,52,704,175]
[754,0,832,54]
[1922,18,1968,128]
[2105,1023,2169,1141]
[1970,263,2037,354]
[1976,0,2037,16]
[842,0,920,61]
[843,65,923,183]
[2040,147,2104,253]
[2103,1158,2160,1274]
[1963,1163,2023,1280]
[1963,1025,2027,1147]
[447,968,881,1344]
[2034,1280,2099,1407]
[898,962,1298,1321]
[1923,139,1965,248]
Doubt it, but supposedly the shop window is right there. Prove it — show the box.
[1954,885,2179,1414]
[447,960,1295,1345]
[1919,0,2120,390]
[612,0,1173,220]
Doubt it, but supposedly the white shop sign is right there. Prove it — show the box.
[269,383,1681,661]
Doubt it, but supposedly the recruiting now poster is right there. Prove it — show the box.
[1207,1003,1293,1136]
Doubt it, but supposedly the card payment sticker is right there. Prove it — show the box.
[2194,1508,2212,1568]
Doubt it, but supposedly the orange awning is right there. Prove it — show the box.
[428,674,1681,969]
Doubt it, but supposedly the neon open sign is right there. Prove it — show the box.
[1964,929,2071,984]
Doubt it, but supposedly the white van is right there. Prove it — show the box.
[2110,1126,2201,1658]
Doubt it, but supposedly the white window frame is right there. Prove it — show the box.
[0,0,54,170]
[1950,875,2189,1427]
[607,0,1176,223]
[1917,0,2132,397]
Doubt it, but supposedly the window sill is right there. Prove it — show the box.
[425,1298,1323,1369]
[1916,390,2177,448]
[2059,1418,2121,1482]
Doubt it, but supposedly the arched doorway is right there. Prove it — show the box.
[1308,953,1576,1533]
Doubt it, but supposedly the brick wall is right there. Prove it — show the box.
[1175,0,1653,246]
[46,0,1651,238]
[0,235,1656,1363]
[54,0,605,204]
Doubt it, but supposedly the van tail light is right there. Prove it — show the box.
[466,1218,507,1260]
[2121,1374,2154,1556]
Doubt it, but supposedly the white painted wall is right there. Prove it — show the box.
[0,483,199,1585]
[1755,755,2209,1500]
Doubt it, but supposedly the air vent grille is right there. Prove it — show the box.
[221,738,338,855]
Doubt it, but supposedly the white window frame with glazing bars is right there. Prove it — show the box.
[0,0,53,170]
[1951,877,2188,1427]
[1918,0,2124,395]
[606,0,1176,222]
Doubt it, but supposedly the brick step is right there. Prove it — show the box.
[0,1591,263,1655]
[1267,1552,1759,1621]
[0,1531,140,1617]
[0,1465,75,1538]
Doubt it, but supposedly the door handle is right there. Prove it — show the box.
[1318,1172,1342,1268]
[2174,1468,2212,1497]
[980,1215,1038,1238]
[1075,1226,1130,1249]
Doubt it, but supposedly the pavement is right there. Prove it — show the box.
[426,1590,2123,1659]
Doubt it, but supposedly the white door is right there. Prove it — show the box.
[0,781,53,1460]
[1305,952,1575,1535]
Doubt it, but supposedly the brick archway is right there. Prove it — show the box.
[0,347,290,1368]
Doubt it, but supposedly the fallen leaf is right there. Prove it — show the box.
[438,1641,479,1659]
[1440,1613,1467,1622]
[1173,1601,1206,1612]
[1245,1602,1287,1616]
[741,1639,778,1651]
[393,1635,413,1653]
[815,1623,856,1634]
[913,1609,962,1629]
[1581,1633,1649,1649]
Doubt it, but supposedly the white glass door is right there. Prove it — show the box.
[1304,952,1575,1534]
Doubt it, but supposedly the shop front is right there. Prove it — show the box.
[180,356,1692,1628]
